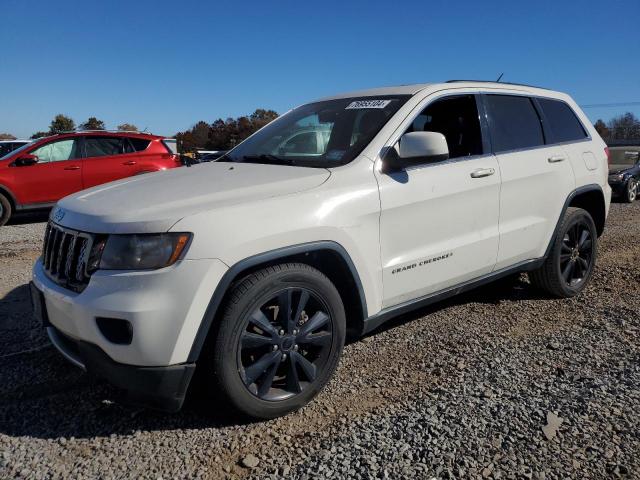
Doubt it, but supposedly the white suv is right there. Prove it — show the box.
[31,81,611,418]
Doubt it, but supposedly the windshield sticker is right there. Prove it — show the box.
[346,99,392,109]
[326,150,345,161]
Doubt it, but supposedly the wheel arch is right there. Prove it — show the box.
[543,184,606,261]
[567,184,606,237]
[187,241,368,363]
[0,184,18,211]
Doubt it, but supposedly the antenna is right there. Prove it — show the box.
[496,73,504,82]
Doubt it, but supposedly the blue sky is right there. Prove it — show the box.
[2,0,639,138]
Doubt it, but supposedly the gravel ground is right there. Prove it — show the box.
[0,203,638,479]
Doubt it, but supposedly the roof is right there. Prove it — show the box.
[32,130,163,141]
[316,80,558,102]
[316,83,433,101]
[0,139,30,143]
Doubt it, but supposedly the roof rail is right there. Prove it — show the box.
[446,79,549,89]
[53,129,149,135]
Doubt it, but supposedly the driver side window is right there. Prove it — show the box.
[31,139,80,163]
[281,132,318,155]
[404,95,484,159]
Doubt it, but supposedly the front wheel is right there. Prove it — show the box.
[204,263,346,419]
[530,207,598,298]
[623,178,637,203]
[0,194,11,227]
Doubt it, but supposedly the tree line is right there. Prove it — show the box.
[4,109,639,148]
[1,109,279,153]
[0,115,139,140]
[175,109,279,152]
[594,112,640,140]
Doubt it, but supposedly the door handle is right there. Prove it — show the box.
[64,165,80,171]
[470,168,495,178]
[122,160,137,166]
[548,155,566,163]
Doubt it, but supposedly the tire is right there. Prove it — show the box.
[623,178,637,203]
[0,194,11,227]
[203,263,346,419]
[530,207,598,298]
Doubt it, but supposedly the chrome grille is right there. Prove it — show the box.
[41,222,94,292]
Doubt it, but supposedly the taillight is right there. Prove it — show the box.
[604,147,611,165]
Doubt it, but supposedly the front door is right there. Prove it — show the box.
[16,138,83,205]
[376,93,501,308]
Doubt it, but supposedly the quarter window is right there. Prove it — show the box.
[128,138,151,152]
[31,139,80,162]
[485,95,545,152]
[538,98,587,143]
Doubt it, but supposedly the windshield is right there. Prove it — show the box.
[221,95,410,168]
[0,142,31,160]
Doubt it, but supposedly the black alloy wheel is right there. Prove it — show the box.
[530,207,598,298]
[559,221,594,287]
[238,287,334,401]
[205,263,345,419]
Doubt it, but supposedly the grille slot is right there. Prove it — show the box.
[41,222,94,292]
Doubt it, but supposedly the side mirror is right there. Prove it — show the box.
[383,132,449,173]
[14,154,39,167]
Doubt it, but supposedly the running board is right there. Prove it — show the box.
[362,257,544,335]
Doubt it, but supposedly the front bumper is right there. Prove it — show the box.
[32,257,228,366]
[46,325,195,412]
[608,178,627,196]
[32,256,228,411]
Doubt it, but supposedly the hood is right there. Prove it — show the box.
[55,162,330,233]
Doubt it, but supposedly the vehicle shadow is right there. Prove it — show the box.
[362,273,548,338]
[0,284,252,441]
[0,275,546,440]
[7,210,50,225]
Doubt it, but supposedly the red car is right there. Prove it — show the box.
[0,131,182,226]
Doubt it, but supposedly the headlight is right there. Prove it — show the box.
[90,233,191,271]
[609,173,624,182]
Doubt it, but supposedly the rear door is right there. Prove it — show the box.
[483,94,576,269]
[81,136,140,188]
[15,138,83,205]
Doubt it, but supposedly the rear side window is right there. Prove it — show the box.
[538,98,587,143]
[485,95,545,153]
[85,137,127,157]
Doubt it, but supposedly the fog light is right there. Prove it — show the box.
[96,317,133,345]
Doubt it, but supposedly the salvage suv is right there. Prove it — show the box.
[0,131,182,226]
[31,81,611,419]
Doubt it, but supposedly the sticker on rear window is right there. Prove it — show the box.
[346,99,392,109]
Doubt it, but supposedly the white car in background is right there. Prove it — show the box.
[31,81,611,419]
[0,139,31,158]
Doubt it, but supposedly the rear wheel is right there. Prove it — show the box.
[530,207,598,298]
[0,194,11,227]
[624,178,637,203]
[203,263,346,419]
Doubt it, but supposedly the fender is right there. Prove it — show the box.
[187,240,367,363]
